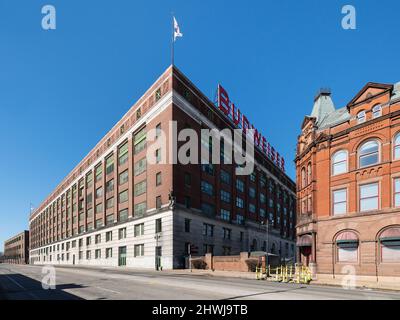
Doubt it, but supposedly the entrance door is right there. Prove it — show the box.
[300,246,312,266]
[72,254,75,265]
[155,246,162,270]
[118,246,127,266]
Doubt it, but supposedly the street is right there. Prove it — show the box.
[0,264,399,300]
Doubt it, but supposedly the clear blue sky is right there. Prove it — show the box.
[1,0,399,250]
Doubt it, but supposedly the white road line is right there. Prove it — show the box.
[94,286,121,295]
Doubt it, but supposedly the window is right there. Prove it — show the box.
[134,244,145,257]
[220,190,231,203]
[106,179,114,194]
[359,140,379,168]
[333,189,347,215]
[86,250,91,260]
[360,183,379,212]
[95,165,102,182]
[223,228,231,240]
[118,190,128,204]
[249,203,256,213]
[155,148,162,163]
[307,163,312,184]
[134,180,147,196]
[236,197,244,209]
[86,172,93,188]
[301,167,306,188]
[260,193,266,204]
[118,228,127,240]
[394,178,400,207]
[119,170,129,185]
[118,209,128,222]
[220,170,231,184]
[106,197,114,209]
[394,133,400,160]
[95,203,103,214]
[184,196,191,208]
[250,172,256,182]
[236,214,244,225]
[220,209,230,221]
[156,172,162,186]
[95,249,101,259]
[95,234,101,244]
[106,248,113,259]
[134,223,144,237]
[202,164,214,175]
[336,232,359,263]
[380,227,400,262]
[156,123,162,138]
[203,244,214,255]
[203,223,214,237]
[118,142,129,166]
[96,187,103,199]
[184,173,191,187]
[106,214,114,226]
[156,196,162,209]
[236,180,244,192]
[201,181,213,196]
[155,218,162,233]
[372,104,382,118]
[332,150,348,175]
[201,202,215,216]
[134,202,147,217]
[184,219,191,233]
[134,158,147,176]
[87,193,93,205]
[106,155,114,175]
[260,208,266,217]
[249,187,256,199]
[357,110,366,124]
[106,231,113,242]
[86,236,91,246]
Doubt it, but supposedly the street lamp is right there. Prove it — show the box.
[261,219,270,276]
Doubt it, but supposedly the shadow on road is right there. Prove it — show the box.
[0,273,85,300]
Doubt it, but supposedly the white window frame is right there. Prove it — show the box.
[357,110,366,124]
[393,133,400,160]
[332,150,348,176]
[358,140,380,168]
[332,188,347,216]
[359,182,380,212]
[372,104,382,119]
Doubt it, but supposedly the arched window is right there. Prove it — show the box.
[379,227,400,263]
[336,231,359,263]
[394,133,400,160]
[332,150,348,175]
[357,110,366,124]
[359,140,380,168]
[372,104,382,118]
[307,163,312,184]
[301,167,306,188]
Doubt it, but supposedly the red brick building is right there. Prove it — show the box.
[29,66,296,269]
[296,81,400,287]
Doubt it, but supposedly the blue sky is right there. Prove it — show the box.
[1,0,399,249]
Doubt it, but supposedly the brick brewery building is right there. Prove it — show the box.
[29,66,296,269]
[296,81,400,286]
[4,231,29,264]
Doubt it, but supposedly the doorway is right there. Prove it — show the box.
[118,246,127,266]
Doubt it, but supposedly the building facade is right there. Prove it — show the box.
[296,82,400,285]
[4,231,29,264]
[29,66,296,270]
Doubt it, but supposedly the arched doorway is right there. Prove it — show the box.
[297,234,312,266]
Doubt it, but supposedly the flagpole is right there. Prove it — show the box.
[171,14,174,66]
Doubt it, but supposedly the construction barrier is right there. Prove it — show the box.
[256,264,312,284]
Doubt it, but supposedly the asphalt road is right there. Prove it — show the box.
[0,263,399,300]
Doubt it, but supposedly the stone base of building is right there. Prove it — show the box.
[313,273,400,291]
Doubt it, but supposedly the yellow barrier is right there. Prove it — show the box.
[266,265,312,284]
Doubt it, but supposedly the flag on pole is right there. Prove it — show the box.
[173,17,183,41]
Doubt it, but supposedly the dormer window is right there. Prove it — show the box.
[357,111,366,124]
[372,104,382,119]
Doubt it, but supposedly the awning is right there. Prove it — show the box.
[380,227,400,242]
[297,234,312,247]
[336,231,359,244]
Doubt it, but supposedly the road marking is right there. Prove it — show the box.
[94,286,121,294]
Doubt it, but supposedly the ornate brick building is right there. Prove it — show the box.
[296,81,400,287]
[29,65,296,269]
